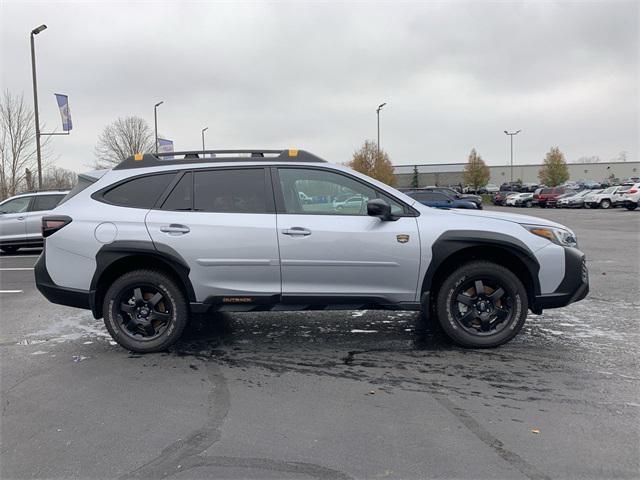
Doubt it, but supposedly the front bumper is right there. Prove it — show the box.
[532,247,589,312]
[34,246,96,312]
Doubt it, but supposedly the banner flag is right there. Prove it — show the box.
[54,94,72,132]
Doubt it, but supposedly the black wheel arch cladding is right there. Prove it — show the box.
[421,230,542,300]
[91,241,197,317]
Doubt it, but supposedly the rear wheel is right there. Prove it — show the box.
[626,202,637,211]
[103,269,188,353]
[435,261,528,348]
[0,246,19,254]
[600,199,611,209]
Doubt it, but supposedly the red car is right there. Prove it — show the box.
[533,187,566,208]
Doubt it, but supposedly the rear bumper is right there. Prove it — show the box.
[34,247,96,312]
[532,247,589,312]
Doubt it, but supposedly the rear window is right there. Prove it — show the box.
[102,173,176,208]
[31,194,65,212]
[540,189,552,194]
[193,169,267,213]
[58,176,94,205]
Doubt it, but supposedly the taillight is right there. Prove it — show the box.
[42,216,72,238]
[629,188,638,194]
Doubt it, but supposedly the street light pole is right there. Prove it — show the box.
[201,127,208,153]
[154,101,163,154]
[504,129,522,183]
[376,102,386,158]
[30,24,47,189]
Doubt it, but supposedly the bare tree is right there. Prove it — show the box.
[42,166,77,190]
[95,116,155,167]
[0,91,52,199]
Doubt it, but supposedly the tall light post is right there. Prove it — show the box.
[30,24,47,188]
[154,101,163,154]
[201,127,208,153]
[376,102,386,158]
[504,129,521,183]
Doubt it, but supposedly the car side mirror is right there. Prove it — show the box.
[367,199,396,221]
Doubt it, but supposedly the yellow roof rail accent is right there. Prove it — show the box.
[133,153,143,161]
[288,149,299,157]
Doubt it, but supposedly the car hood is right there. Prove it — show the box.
[449,208,565,228]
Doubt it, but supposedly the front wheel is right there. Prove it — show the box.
[103,269,188,353]
[435,261,528,348]
[600,199,611,209]
[525,201,532,208]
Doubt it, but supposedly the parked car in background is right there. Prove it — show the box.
[548,191,577,208]
[0,190,69,253]
[499,182,523,192]
[504,192,522,206]
[584,185,628,209]
[424,187,483,209]
[521,183,539,192]
[405,190,477,209]
[556,190,595,208]
[484,184,499,193]
[577,181,602,190]
[621,183,640,211]
[491,191,511,206]
[533,187,567,208]
[507,192,534,207]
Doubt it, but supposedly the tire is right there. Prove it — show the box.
[600,199,611,209]
[435,261,528,348]
[525,201,532,208]
[626,203,637,211]
[1,246,19,254]
[103,269,188,353]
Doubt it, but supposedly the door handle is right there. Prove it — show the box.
[282,227,311,236]
[160,224,190,234]
[17,217,25,220]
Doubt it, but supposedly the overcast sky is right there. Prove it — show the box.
[1,0,638,172]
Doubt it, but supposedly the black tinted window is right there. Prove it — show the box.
[194,169,267,213]
[31,194,64,212]
[103,173,175,208]
[162,173,192,211]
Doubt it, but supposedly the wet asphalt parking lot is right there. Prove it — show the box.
[1,206,638,480]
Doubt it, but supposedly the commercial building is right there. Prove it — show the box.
[393,161,640,188]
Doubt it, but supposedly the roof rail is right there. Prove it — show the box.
[17,188,70,194]
[113,149,327,170]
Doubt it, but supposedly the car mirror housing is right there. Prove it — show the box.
[367,199,396,221]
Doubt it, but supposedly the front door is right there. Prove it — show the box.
[145,168,281,303]
[274,167,421,304]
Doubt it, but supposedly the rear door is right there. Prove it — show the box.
[0,196,32,244]
[145,167,281,303]
[274,166,420,304]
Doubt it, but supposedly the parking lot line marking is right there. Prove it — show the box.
[0,268,34,271]
[0,290,23,293]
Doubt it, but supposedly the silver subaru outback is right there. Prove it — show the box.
[35,149,588,352]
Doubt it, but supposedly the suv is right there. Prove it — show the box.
[0,190,69,253]
[621,183,640,210]
[35,150,588,352]
[584,185,628,209]
[533,187,566,208]
[424,187,483,209]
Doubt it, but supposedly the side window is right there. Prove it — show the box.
[102,173,176,208]
[0,197,31,214]
[31,194,64,212]
[380,193,406,215]
[278,168,376,215]
[194,169,267,213]
[162,172,192,211]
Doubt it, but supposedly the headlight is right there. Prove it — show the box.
[522,224,578,247]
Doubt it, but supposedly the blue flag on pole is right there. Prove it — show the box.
[54,94,72,131]
[158,138,174,159]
